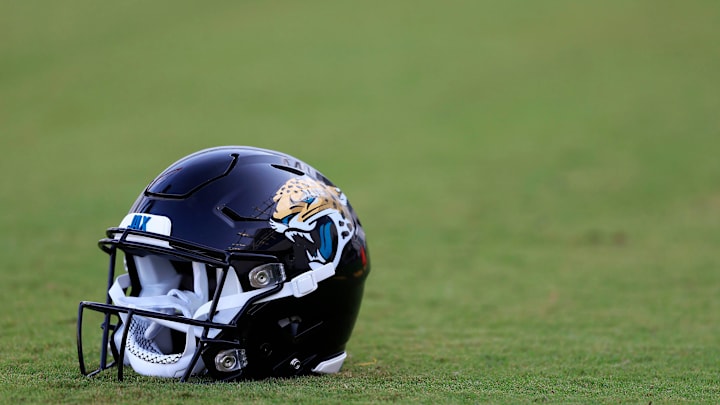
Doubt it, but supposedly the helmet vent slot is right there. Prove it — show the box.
[220,206,265,222]
[271,164,305,176]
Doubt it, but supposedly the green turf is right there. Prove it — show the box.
[2,0,720,403]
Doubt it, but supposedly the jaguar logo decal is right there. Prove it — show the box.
[270,177,354,269]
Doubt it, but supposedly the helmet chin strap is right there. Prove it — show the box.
[192,261,336,321]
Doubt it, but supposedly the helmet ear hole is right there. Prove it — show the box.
[278,316,303,339]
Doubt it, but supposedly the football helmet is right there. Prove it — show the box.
[76,146,370,381]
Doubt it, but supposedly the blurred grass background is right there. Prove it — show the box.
[1,0,720,402]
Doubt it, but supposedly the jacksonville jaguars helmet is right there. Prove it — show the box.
[76,146,370,381]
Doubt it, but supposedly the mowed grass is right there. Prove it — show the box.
[1,0,720,403]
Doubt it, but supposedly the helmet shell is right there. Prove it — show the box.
[121,146,370,379]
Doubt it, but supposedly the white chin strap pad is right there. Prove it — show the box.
[109,273,206,378]
[113,319,204,378]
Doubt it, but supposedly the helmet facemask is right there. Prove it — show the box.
[78,221,339,381]
[78,224,291,381]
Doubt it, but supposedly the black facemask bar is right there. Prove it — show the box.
[77,227,285,382]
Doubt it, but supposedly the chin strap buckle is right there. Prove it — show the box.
[290,263,336,297]
[290,271,319,297]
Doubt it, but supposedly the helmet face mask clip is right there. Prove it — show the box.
[76,146,370,382]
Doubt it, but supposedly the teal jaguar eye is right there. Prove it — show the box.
[281,213,296,224]
[303,197,316,204]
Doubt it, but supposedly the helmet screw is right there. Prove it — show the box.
[255,270,268,285]
[290,358,301,370]
[214,349,247,372]
[221,355,237,370]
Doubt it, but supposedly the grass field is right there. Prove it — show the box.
[2,0,720,403]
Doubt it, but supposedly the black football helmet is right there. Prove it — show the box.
[76,146,370,381]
